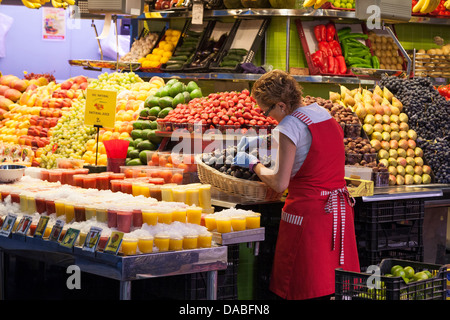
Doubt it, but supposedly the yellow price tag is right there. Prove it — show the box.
[84,88,117,129]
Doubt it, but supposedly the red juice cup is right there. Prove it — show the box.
[107,158,126,173]
[107,209,117,228]
[110,180,122,193]
[109,173,125,180]
[46,199,56,215]
[48,169,63,183]
[72,174,85,188]
[97,174,110,190]
[132,209,143,228]
[117,209,133,233]
[74,205,86,222]
[41,169,49,181]
[120,180,133,194]
[35,197,47,214]
[61,169,76,185]
[98,235,109,251]
[10,192,20,204]
[83,175,97,189]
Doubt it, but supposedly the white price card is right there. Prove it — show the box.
[0,214,17,237]
[192,2,204,25]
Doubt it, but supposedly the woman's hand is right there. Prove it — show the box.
[236,136,267,152]
[232,152,260,172]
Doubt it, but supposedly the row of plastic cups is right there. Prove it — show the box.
[72,172,126,190]
[120,231,213,255]
[140,206,203,226]
[204,213,261,233]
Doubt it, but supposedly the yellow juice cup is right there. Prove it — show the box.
[216,216,232,233]
[169,235,183,251]
[121,238,138,255]
[186,206,202,225]
[185,187,200,206]
[139,183,151,197]
[64,202,75,223]
[154,233,170,252]
[199,184,211,209]
[142,209,158,226]
[85,207,97,220]
[78,231,87,246]
[19,193,28,213]
[132,182,143,197]
[183,235,198,250]
[204,214,217,231]
[172,208,186,223]
[198,232,212,248]
[96,206,108,223]
[26,195,36,214]
[231,216,246,232]
[161,185,174,202]
[172,187,187,204]
[138,236,153,254]
[245,213,261,229]
[157,209,173,224]
[54,200,66,217]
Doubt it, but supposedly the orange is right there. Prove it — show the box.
[151,153,159,165]
[119,132,130,140]
[98,154,107,166]
[85,139,96,152]
[171,173,183,184]
[160,171,173,183]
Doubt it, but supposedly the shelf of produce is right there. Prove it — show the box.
[0,233,228,300]
[361,184,445,202]
[137,72,376,85]
[138,8,450,25]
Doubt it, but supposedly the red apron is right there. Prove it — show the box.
[269,107,360,300]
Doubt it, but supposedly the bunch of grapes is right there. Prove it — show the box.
[378,75,450,183]
[23,72,56,83]
[39,99,96,169]
[88,72,143,91]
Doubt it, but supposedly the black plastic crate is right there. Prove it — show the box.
[185,244,239,300]
[358,246,424,271]
[354,200,425,253]
[335,259,447,300]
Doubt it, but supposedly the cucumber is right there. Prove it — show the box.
[170,55,189,61]
[220,60,239,67]
[223,54,244,62]
[228,48,248,56]
[165,63,184,70]
[174,49,194,56]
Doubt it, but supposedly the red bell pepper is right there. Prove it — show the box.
[314,24,326,42]
[327,56,336,74]
[329,40,342,57]
[325,23,336,42]
[318,41,333,57]
[336,55,347,75]
[312,50,328,73]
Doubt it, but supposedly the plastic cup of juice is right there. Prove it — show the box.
[139,183,151,198]
[160,185,174,202]
[172,187,187,204]
[96,174,110,190]
[72,174,86,188]
[216,216,232,233]
[121,180,133,194]
[45,199,56,215]
[83,175,97,189]
[116,209,133,233]
[85,206,97,220]
[96,206,108,223]
[44,225,52,238]
[183,234,198,250]
[132,209,143,228]
[35,197,47,214]
[157,209,173,224]
[41,169,49,181]
[245,213,261,229]
[154,233,170,252]
[148,185,162,201]
[64,202,75,223]
[54,199,66,217]
[204,214,217,232]
[78,231,87,246]
[28,223,37,236]
[231,216,246,232]
[132,182,143,197]
[19,193,28,213]
[26,195,36,214]
[198,232,212,248]
[185,187,200,206]
[138,235,154,254]
[121,237,138,256]
[107,208,118,228]
[169,235,183,251]
[48,169,63,183]
[10,192,20,204]
[97,233,110,251]
[74,204,86,222]
[141,209,158,226]
[110,179,123,193]
[172,208,186,223]
[186,206,202,225]
[199,184,212,209]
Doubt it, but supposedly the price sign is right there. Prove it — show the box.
[192,2,204,25]
[85,88,117,129]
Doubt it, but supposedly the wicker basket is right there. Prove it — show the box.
[195,154,283,203]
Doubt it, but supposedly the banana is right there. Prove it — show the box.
[420,0,440,13]
[412,0,426,12]
[65,0,75,5]
[22,0,41,9]
[51,0,64,7]
[313,0,328,9]
[303,0,316,8]
[445,0,450,10]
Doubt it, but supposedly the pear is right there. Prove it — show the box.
[365,102,376,115]
[355,103,367,119]
[363,94,374,105]
[354,92,363,103]
[350,88,361,97]
[374,101,384,115]
[362,89,373,98]
[392,97,403,112]
[344,95,356,107]
[340,86,350,100]
[372,93,383,104]
[329,91,341,102]
[373,85,383,96]
[422,173,432,184]
[383,87,394,102]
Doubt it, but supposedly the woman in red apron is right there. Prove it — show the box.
[234,70,360,300]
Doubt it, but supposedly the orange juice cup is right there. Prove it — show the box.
[132,182,143,197]
[140,183,151,197]
[186,206,202,225]
[142,209,158,226]
[44,225,52,238]
[154,233,170,252]
[204,214,217,232]
[157,209,173,224]
[231,216,246,232]
[138,236,154,254]
[161,185,174,202]
[54,200,66,217]
[186,188,200,206]
[169,235,183,251]
[198,232,212,248]
[121,237,138,255]
[172,208,186,223]
[216,216,232,233]
[183,235,198,250]
[245,213,261,229]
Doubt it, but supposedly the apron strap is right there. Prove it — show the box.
[324,187,355,265]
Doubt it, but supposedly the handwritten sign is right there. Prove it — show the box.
[85,88,117,129]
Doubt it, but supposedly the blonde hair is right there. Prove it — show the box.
[251,69,303,112]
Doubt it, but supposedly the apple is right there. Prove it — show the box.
[406,148,416,158]
[414,147,423,157]
[373,123,384,133]
[407,139,416,149]
[414,166,423,175]
[389,139,399,149]
[370,139,382,151]
[390,131,400,141]
[413,174,422,184]
[405,165,415,176]
[390,123,400,132]
[390,106,400,115]
[398,139,408,150]
[389,174,397,186]
[399,122,409,132]
[414,157,424,167]
[364,114,375,125]
[388,158,398,167]
[363,124,374,135]
[374,114,383,123]
[382,114,391,124]
[383,124,392,133]
[397,157,407,167]
[389,114,399,124]
[399,130,408,140]
[371,132,383,141]
[422,173,432,184]
[407,129,417,140]
[380,141,390,150]
[388,166,398,175]
[389,150,398,160]
[404,174,414,185]
[406,157,416,167]
[399,113,409,123]
[378,149,389,159]
[396,175,405,185]
[379,159,389,168]
[422,165,432,174]
[382,132,391,141]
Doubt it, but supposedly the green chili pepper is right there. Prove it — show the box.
[371,55,380,69]
[351,63,373,68]
[337,27,352,38]
[347,56,372,65]
[339,33,369,41]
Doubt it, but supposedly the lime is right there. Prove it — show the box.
[390,265,403,275]
[423,270,432,279]
[166,78,179,86]
[403,266,415,278]
[412,271,428,281]
[189,88,202,99]
[186,80,199,93]
[392,268,406,278]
